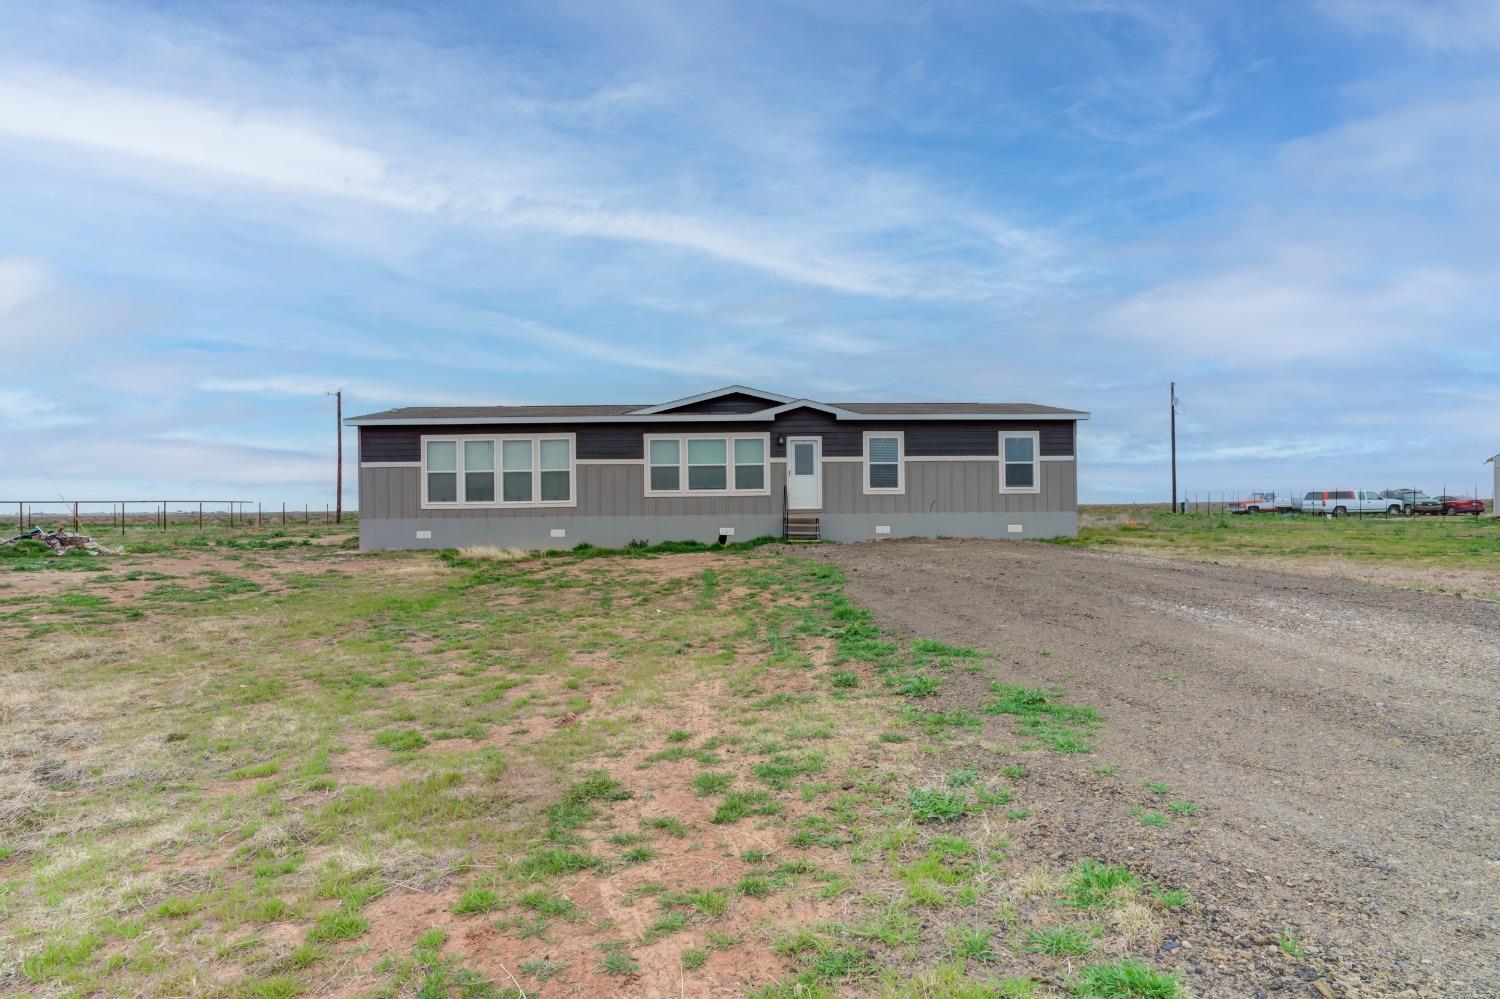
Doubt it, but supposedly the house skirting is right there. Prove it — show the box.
[358,511,1076,551]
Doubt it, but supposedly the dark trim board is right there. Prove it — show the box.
[360,416,1073,464]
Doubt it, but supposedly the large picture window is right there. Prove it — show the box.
[645,434,769,496]
[422,435,574,508]
[999,431,1040,493]
[863,432,904,494]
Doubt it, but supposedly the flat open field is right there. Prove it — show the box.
[1067,511,1500,602]
[1,522,1492,998]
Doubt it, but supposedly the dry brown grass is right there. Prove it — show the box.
[455,544,528,562]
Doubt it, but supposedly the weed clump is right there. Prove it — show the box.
[907,788,968,823]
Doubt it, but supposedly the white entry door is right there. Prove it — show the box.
[786,437,822,509]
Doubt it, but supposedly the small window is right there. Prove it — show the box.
[734,437,765,491]
[864,433,903,493]
[687,438,728,491]
[540,439,571,502]
[1000,432,1039,493]
[793,441,815,476]
[649,438,681,491]
[464,440,495,503]
[427,440,458,503]
[502,439,533,502]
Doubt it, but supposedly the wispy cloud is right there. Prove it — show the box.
[198,376,469,406]
[0,63,1062,302]
[1318,0,1500,53]
[0,73,430,208]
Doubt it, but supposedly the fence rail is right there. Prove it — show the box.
[4,500,353,534]
[1176,487,1491,517]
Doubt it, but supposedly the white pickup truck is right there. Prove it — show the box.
[1301,490,1400,516]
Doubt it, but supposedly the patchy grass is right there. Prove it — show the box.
[0,524,1192,997]
[1061,508,1500,598]
[1069,958,1184,997]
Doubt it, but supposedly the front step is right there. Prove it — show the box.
[785,513,821,541]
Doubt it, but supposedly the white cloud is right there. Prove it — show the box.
[1319,0,1500,52]
[198,376,472,406]
[0,65,1064,302]
[0,73,435,209]
[1278,94,1500,204]
[1098,258,1478,361]
[0,257,53,314]
[494,315,775,380]
[0,388,82,430]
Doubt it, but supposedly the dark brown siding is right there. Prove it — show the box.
[361,427,422,462]
[360,415,1075,462]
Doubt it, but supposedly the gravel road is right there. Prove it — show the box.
[801,539,1498,997]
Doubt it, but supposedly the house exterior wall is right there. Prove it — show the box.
[357,416,1079,550]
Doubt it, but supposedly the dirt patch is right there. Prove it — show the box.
[800,538,1499,997]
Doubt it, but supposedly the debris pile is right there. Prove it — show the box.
[1,527,122,556]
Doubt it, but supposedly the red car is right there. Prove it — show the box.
[1433,495,1485,516]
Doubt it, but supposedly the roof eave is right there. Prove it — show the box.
[345,410,1089,427]
[626,384,796,415]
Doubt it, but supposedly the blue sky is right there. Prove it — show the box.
[2,0,1497,508]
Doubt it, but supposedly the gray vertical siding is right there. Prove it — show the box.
[820,459,1075,514]
[358,455,1077,549]
[360,458,1075,522]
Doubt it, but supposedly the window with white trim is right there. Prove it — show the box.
[464,440,495,502]
[426,440,458,503]
[540,439,571,501]
[733,437,765,490]
[864,432,904,493]
[648,438,681,491]
[687,438,727,490]
[422,435,574,507]
[645,434,769,495]
[1000,431,1040,493]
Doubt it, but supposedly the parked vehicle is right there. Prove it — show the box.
[1227,492,1281,514]
[1378,489,1435,515]
[1433,495,1485,516]
[1302,490,1391,516]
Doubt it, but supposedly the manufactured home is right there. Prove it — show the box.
[347,385,1088,550]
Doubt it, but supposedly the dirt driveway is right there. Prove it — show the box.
[801,539,1498,997]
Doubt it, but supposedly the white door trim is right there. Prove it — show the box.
[786,437,823,510]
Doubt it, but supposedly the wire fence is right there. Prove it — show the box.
[1177,486,1492,517]
[4,500,356,535]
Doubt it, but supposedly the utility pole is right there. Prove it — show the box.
[1170,382,1179,513]
[328,389,343,524]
